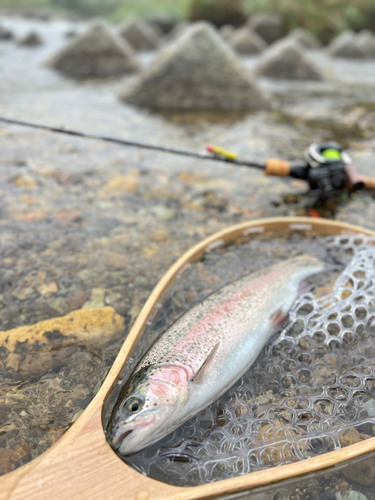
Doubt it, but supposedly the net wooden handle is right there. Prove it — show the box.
[265,159,291,177]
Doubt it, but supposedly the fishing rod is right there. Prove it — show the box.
[1,116,375,202]
[0,117,265,169]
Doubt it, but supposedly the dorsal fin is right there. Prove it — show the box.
[193,343,220,384]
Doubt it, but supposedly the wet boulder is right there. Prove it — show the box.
[230,26,266,54]
[121,22,271,111]
[328,30,368,59]
[0,24,13,40]
[255,39,324,80]
[357,30,375,58]
[248,14,285,44]
[18,31,43,46]
[119,17,160,51]
[0,307,125,378]
[46,21,140,79]
[288,27,322,49]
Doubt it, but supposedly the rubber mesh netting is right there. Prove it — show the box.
[125,235,375,486]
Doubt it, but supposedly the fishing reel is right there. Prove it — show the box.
[289,142,364,200]
[207,141,371,201]
[207,140,374,215]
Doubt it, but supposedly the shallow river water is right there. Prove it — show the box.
[1,14,375,498]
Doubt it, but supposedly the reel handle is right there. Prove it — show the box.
[361,175,375,191]
[264,159,291,177]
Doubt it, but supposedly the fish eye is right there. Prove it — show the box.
[125,397,143,413]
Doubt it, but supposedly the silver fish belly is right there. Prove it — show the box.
[108,255,324,455]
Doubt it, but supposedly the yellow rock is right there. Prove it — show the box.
[0,307,125,374]
[99,175,138,198]
[13,176,37,190]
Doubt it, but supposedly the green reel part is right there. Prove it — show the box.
[321,148,342,161]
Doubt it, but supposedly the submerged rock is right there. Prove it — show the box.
[357,29,375,57]
[288,27,322,48]
[119,17,160,51]
[248,14,285,44]
[342,454,375,486]
[0,25,13,40]
[0,307,125,378]
[47,21,140,79]
[18,31,43,47]
[328,30,368,59]
[230,26,266,54]
[120,22,270,111]
[255,38,324,80]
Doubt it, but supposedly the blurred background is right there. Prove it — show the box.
[2,0,375,41]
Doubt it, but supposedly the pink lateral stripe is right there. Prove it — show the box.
[174,268,283,350]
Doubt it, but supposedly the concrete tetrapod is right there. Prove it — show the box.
[121,22,271,111]
[230,26,267,54]
[47,20,140,79]
[256,38,324,80]
[119,17,160,51]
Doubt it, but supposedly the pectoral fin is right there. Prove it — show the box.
[193,343,220,383]
[270,305,286,326]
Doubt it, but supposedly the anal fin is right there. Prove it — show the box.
[193,342,220,384]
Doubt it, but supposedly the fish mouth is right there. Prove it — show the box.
[112,416,156,451]
[113,429,134,451]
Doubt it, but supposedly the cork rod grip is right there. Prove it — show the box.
[362,176,375,191]
[265,158,291,177]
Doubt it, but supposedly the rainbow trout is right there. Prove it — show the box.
[108,255,324,455]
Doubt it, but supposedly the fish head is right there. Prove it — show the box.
[108,364,190,456]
